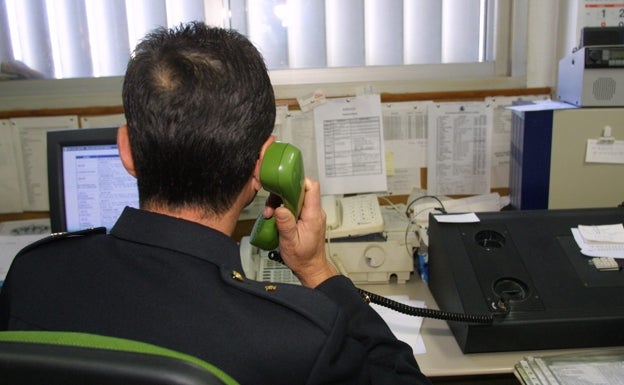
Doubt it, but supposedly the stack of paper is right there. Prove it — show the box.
[515,348,624,385]
[571,223,624,259]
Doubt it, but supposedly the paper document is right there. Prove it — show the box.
[282,110,319,180]
[0,218,51,235]
[433,213,480,223]
[370,295,426,355]
[314,94,387,195]
[515,347,624,385]
[11,116,79,211]
[0,120,23,213]
[0,235,48,282]
[426,102,492,195]
[80,114,125,128]
[571,224,624,259]
[585,139,624,164]
[578,224,624,243]
[381,102,428,194]
[0,219,51,283]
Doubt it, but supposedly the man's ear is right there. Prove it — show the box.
[252,135,276,190]
[117,125,137,177]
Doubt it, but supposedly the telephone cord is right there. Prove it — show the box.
[268,250,506,325]
[357,288,506,324]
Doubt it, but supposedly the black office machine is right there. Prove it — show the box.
[428,207,624,353]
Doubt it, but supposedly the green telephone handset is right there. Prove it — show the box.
[249,142,305,250]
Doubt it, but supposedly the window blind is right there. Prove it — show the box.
[0,0,490,80]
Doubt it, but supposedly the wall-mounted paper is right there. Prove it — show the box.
[427,102,492,195]
[586,139,624,164]
[314,94,387,195]
[0,120,23,213]
[282,110,319,181]
[80,114,126,128]
[11,116,79,211]
[382,101,429,194]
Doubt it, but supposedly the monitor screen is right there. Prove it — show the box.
[47,127,139,233]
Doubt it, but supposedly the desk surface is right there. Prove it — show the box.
[359,278,593,379]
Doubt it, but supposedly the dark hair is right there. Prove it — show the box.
[122,22,275,215]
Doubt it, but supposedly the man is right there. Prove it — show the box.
[0,22,431,385]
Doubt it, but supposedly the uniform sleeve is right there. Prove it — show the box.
[313,275,432,385]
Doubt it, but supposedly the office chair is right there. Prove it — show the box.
[0,331,239,385]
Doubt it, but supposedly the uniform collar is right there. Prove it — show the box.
[110,207,243,270]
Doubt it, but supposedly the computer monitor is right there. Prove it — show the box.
[47,127,139,233]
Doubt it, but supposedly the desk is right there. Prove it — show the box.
[359,279,595,385]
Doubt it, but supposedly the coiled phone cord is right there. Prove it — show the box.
[268,250,507,325]
[357,288,508,324]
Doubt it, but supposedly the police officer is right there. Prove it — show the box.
[0,22,431,385]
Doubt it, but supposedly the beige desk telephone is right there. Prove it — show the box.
[240,193,415,284]
[240,194,385,284]
[323,194,385,239]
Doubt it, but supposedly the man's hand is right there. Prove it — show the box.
[266,178,337,288]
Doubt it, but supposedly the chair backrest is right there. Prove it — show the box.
[0,331,239,385]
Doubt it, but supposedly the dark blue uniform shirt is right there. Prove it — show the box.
[0,207,430,385]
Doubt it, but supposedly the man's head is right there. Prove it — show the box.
[122,22,275,216]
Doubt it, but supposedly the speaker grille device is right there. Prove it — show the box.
[593,77,616,100]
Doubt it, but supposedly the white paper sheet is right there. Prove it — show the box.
[282,110,319,181]
[0,235,49,282]
[433,213,481,223]
[10,116,79,211]
[314,94,387,195]
[79,114,126,128]
[426,102,492,195]
[0,218,51,235]
[572,226,624,259]
[370,295,427,355]
[585,139,624,164]
[0,218,51,283]
[382,101,428,194]
[0,120,23,213]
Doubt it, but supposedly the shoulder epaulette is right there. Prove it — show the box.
[16,227,107,256]
[220,266,339,332]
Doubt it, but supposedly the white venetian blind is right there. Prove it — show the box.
[0,0,491,80]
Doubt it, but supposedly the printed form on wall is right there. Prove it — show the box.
[427,101,493,195]
[382,101,428,195]
[0,120,23,213]
[10,116,79,212]
[281,110,319,181]
[313,94,387,196]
